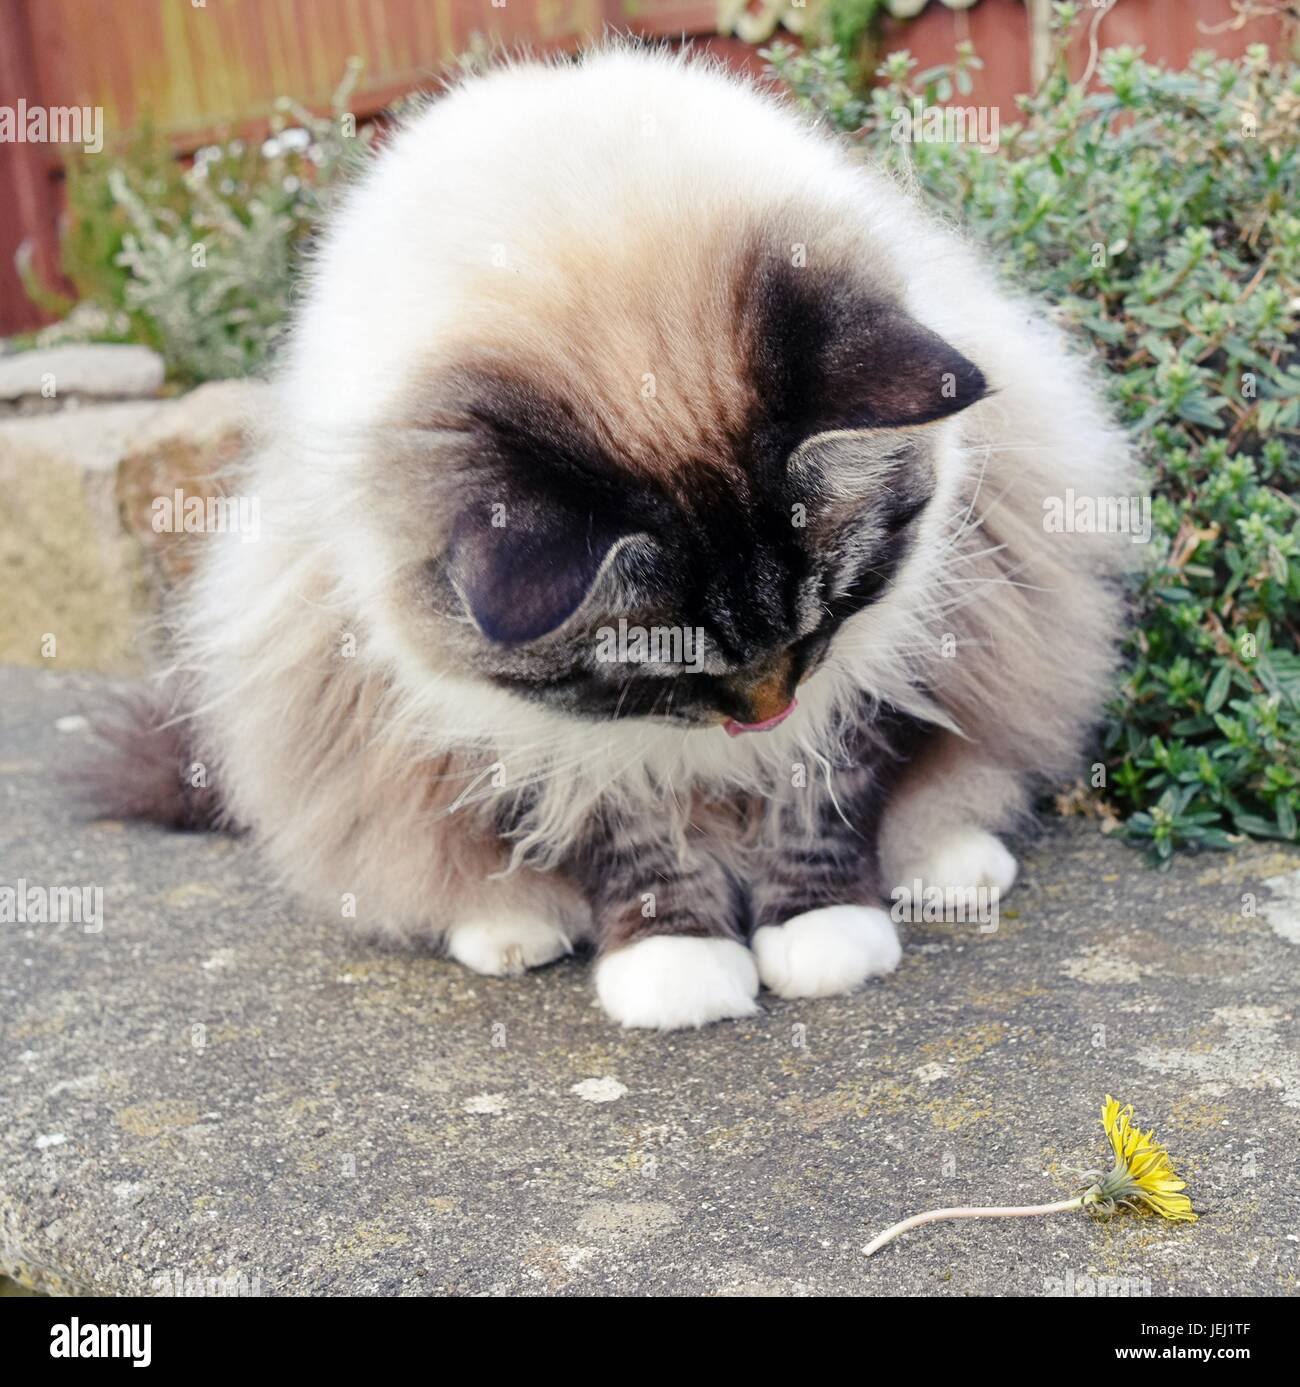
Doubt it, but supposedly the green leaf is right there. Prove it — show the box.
[1204,663,1233,714]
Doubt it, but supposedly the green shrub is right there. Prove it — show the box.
[767,6,1299,858]
[41,62,372,384]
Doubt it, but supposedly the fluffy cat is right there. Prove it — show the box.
[99,45,1135,1029]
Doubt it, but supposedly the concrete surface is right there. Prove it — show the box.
[2,664,1298,1296]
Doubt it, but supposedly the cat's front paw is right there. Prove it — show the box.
[595,935,759,1029]
[892,826,1018,908]
[753,905,902,999]
[445,913,574,977]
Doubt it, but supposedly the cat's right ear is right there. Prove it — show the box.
[446,497,646,645]
[828,310,988,431]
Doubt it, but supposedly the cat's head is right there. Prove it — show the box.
[302,53,990,735]
[369,240,984,733]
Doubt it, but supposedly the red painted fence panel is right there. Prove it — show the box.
[0,0,1292,333]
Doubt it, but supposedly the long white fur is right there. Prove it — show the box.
[174,45,1136,957]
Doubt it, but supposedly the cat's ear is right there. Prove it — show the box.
[447,496,640,645]
[830,310,987,430]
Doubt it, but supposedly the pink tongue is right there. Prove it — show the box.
[724,697,797,737]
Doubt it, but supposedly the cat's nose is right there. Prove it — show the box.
[725,697,797,737]
[723,652,799,734]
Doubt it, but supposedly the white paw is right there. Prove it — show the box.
[893,827,1018,908]
[753,905,902,999]
[595,936,759,1030]
[445,913,574,977]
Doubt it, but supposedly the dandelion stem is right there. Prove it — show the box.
[863,1195,1086,1258]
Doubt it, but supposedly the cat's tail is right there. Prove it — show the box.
[70,675,226,831]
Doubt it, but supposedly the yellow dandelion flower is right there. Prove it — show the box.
[862,1093,1197,1257]
[1080,1095,1198,1222]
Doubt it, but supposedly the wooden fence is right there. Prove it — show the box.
[0,0,1292,333]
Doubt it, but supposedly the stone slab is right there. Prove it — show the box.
[1,666,1297,1296]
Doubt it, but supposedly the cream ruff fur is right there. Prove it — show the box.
[170,47,1136,1025]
